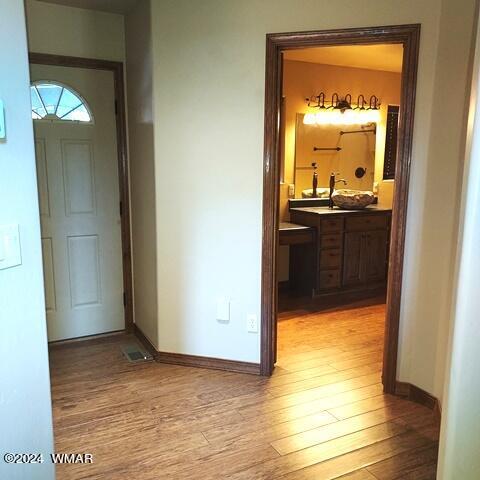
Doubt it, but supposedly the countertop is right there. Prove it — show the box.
[290,206,392,216]
[279,222,314,231]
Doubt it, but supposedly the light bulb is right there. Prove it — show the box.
[303,112,316,125]
[342,109,356,125]
[315,110,328,124]
[331,110,342,125]
[365,109,380,123]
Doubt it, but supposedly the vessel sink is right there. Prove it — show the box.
[331,189,375,209]
[301,187,330,199]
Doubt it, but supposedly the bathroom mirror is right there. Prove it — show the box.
[294,113,376,198]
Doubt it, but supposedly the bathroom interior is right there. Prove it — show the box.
[276,43,403,367]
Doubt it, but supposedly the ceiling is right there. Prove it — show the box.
[284,44,403,73]
[36,0,140,14]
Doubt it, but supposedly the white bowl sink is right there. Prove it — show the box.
[332,189,375,209]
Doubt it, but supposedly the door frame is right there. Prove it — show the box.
[29,52,134,333]
[260,24,420,394]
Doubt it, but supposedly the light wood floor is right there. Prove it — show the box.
[49,300,439,479]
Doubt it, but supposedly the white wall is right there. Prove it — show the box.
[25,0,125,61]
[125,0,158,347]
[146,0,477,392]
[0,2,55,479]
[438,7,480,477]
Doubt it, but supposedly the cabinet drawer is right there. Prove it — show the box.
[319,270,341,289]
[320,217,343,232]
[319,249,342,269]
[345,215,388,231]
[320,233,342,250]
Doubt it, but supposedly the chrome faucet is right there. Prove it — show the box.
[329,172,347,209]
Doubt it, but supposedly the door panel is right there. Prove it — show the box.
[32,64,124,341]
[343,232,363,286]
[67,234,102,308]
[35,138,51,217]
[41,237,56,312]
[62,140,96,215]
[364,230,388,283]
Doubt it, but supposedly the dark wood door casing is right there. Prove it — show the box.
[261,24,421,395]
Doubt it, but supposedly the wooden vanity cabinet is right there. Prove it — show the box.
[317,218,343,291]
[290,209,391,298]
[343,229,388,287]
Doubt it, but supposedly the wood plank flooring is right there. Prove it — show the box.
[49,300,439,479]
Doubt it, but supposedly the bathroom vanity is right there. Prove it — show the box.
[288,206,392,298]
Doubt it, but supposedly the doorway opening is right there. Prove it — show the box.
[29,53,133,342]
[260,25,420,395]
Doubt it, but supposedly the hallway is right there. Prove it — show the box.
[49,302,439,479]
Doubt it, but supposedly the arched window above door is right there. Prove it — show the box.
[30,81,93,123]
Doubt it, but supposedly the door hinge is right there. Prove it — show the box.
[115,100,118,115]
[119,201,123,216]
[123,292,127,307]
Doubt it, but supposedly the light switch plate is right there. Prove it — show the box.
[216,297,230,322]
[0,234,5,261]
[0,100,5,140]
[0,224,22,270]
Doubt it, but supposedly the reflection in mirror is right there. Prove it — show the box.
[294,113,376,198]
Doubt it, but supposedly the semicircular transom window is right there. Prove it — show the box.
[30,81,93,123]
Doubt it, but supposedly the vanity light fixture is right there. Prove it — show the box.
[304,93,381,125]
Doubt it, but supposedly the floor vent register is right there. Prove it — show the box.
[121,343,154,363]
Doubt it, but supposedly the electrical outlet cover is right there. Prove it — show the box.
[247,314,258,333]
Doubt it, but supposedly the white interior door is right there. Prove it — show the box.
[31,64,124,341]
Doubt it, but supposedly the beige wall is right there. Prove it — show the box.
[438,5,480,476]
[25,0,125,61]
[147,0,477,399]
[0,2,55,478]
[125,0,159,348]
[281,60,401,221]
[397,0,476,401]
